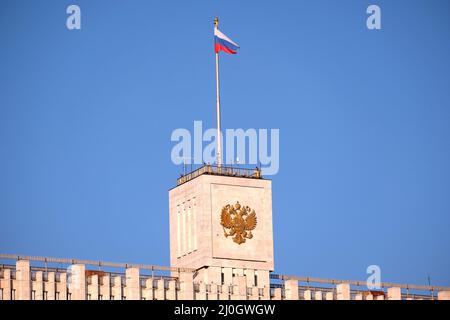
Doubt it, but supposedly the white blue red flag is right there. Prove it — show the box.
[214,28,240,54]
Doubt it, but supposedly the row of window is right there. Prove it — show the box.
[0,287,174,300]
[0,289,67,300]
[194,291,265,300]
[220,271,258,286]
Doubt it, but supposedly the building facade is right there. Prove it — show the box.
[1,165,449,300]
[1,254,450,300]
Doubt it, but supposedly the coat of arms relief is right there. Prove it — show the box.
[220,201,257,245]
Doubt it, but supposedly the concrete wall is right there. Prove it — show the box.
[1,260,449,301]
[169,175,274,273]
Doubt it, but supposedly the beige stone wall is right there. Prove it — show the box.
[1,260,448,301]
[169,174,274,287]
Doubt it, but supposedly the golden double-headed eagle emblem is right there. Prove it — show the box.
[220,201,257,245]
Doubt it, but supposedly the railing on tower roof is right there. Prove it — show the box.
[176,164,263,186]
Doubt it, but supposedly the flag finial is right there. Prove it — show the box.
[214,17,219,29]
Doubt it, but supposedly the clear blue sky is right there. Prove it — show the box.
[1,0,449,286]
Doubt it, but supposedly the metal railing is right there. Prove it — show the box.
[0,253,195,274]
[270,273,450,293]
[176,164,263,186]
[401,293,435,300]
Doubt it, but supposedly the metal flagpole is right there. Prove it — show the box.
[214,17,222,168]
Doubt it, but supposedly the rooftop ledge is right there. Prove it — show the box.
[176,164,263,186]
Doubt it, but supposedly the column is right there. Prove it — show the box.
[326,291,334,300]
[87,275,98,300]
[257,270,270,288]
[272,288,282,300]
[195,283,206,300]
[303,289,312,300]
[33,271,43,300]
[125,268,140,300]
[155,279,165,300]
[179,272,194,300]
[250,287,260,300]
[1,269,11,300]
[284,279,299,300]
[336,283,350,300]
[218,285,229,300]
[208,283,218,300]
[222,268,233,286]
[46,272,56,300]
[315,291,323,300]
[387,287,402,300]
[166,280,177,300]
[142,279,154,300]
[232,276,247,300]
[16,260,31,300]
[111,276,122,300]
[438,291,450,300]
[99,274,110,300]
[261,286,270,301]
[354,293,363,300]
[245,270,255,287]
[68,264,86,300]
[205,267,221,285]
[56,273,67,300]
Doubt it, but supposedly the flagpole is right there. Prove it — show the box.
[214,17,222,168]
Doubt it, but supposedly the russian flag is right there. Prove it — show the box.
[214,28,240,54]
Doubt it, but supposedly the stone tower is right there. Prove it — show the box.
[169,165,274,290]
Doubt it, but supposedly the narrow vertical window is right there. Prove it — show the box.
[182,205,187,255]
[193,197,197,250]
[187,201,192,253]
[177,205,181,258]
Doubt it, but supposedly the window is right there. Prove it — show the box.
[221,272,225,285]
[67,293,72,300]
[254,274,258,287]
[11,289,16,300]
[98,294,103,300]
[31,290,36,300]
[43,291,48,300]
[0,288,3,300]
[110,295,115,300]
[87,294,91,300]
[55,292,59,300]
